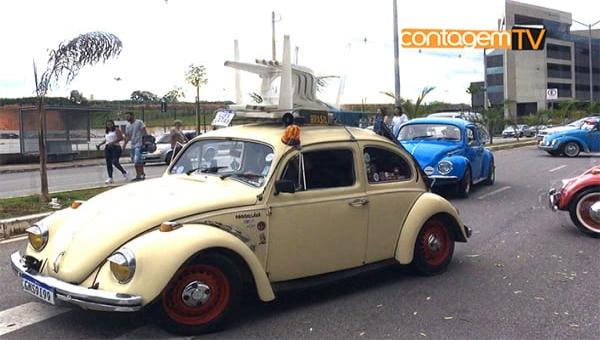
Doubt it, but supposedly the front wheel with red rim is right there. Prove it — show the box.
[152,254,242,335]
[412,217,455,276]
[568,188,600,237]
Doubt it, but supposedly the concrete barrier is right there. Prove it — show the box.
[0,212,52,240]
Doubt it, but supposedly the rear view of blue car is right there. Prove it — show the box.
[397,118,495,197]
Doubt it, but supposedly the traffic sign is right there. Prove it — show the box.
[546,88,558,100]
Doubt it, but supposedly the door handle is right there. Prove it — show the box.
[349,198,369,207]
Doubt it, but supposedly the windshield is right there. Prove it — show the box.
[169,139,274,187]
[398,123,462,142]
[581,121,597,131]
[567,118,587,128]
[156,134,170,144]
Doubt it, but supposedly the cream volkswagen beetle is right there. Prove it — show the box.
[11,122,471,334]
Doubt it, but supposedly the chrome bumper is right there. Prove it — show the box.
[548,188,560,211]
[537,144,555,151]
[428,175,459,180]
[10,251,143,312]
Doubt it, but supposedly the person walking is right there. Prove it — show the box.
[170,120,188,149]
[376,107,390,127]
[392,106,408,137]
[96,120,128,184]
[122,112,147,181]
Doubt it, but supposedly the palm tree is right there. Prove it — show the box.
[34,32,122,201]
[414,86,436,117]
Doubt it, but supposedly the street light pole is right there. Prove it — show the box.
[392,0,401,107]
[272,11,277,61]
[573,19,600,103]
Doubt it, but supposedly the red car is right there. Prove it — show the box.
[549,165,600,236]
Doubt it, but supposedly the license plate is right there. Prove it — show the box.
[21,273,56,305]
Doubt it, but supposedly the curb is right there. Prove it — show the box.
[0,212,53,240]
[487,140,537,151]
[0,158,132,175]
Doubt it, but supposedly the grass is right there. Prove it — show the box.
[0,187,113,219]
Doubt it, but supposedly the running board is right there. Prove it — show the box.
[271,259,398,293]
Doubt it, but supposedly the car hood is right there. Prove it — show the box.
[547,128,586,139]
[400,141,462,168]
[44,175,259,283]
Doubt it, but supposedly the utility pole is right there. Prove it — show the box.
[573,18,600,103]
[295,46,299,64]
[392,0,401,107]
[272,11,277,61]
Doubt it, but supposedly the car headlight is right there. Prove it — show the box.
[424,166,435,176]
[437,160,453,175]
[551,139,557,146]
[107,249,136,284]
[26,224,48,251]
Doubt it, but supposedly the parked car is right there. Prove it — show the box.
[517,124,535,137]
[549,165,600,236]
[538,118,600,157]
[11,123,471,334]
[397,118,495,197]
[502,125,519,138]
[143,130,198,164]
[536,116,600,142]
[0,132,19,139]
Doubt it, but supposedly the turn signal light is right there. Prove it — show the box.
[70,201,83,209]
[160,221,181,232]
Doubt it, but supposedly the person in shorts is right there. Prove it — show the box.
[122,112,147,181]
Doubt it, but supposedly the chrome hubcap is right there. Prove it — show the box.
[427,234,441,252]
[181,281,211,307]
[590,202,600,223]
[565,144,578,156]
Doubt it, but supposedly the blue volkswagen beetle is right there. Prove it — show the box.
[397,118,495,197]
[538,118,600,157]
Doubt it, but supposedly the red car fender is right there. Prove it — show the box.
[558,166,600,210]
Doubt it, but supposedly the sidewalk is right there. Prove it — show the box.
[0,157,132,174]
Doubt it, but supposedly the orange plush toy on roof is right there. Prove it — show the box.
[281,124,301,146]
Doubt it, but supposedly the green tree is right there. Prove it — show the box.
[380,86,435,118]
[185,64,208,133]
[130,90,158,103]
[163,87,185,103]
[69,90,87,104]
[34,31,122,201]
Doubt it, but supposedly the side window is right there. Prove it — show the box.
[364,147,412,183]
[280,149,355,190]
[303,149,355,189]
[467,127,477,145]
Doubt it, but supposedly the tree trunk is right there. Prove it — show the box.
[38,96,50,202]
[195,86,200,134]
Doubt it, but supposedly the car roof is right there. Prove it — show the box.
[196,123,396,147]
[402,117,472,129]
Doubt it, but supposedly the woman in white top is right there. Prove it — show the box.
[97,120,128,184]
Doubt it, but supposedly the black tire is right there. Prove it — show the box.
[411,217,455,276]
[546,151,559,157]
[165,151,173,165]
[151,253,242,335]
[567,187,600,237]
[484,160,495,185]
[562,142,580,157]
[456,167,471,198]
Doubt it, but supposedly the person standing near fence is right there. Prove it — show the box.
[123,112,147,181]
[96,119,128,184]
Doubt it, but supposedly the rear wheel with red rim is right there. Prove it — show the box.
[412,217,455,275]
[152,254,242,335]
[568,188,600,237]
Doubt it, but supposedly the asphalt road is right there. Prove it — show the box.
[0,163,168,198]
[0,146,598,339]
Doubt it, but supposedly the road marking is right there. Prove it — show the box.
[114,325,192,340]
[0,302,68,336]
[478,186,511,200]
[548,165,567,172]
[0,235,27,244]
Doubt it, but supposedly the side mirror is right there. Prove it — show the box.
[274,179,296,195]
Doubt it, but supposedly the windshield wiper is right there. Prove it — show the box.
[186,165,227,176]
[220,172,263,182]
[412,135,434,140]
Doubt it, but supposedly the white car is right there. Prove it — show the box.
[536,116,600,142]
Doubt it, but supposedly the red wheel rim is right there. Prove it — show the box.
[576,193,600,233]
[162,264,230,325]
[419,220,450,266]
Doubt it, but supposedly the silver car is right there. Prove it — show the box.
[142,130,197,164]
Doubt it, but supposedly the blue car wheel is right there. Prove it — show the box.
[456,167,471,198]
[562,142,580,157]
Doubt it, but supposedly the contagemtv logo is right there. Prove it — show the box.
[401,26,546,50]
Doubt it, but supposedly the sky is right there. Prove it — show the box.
[0,0,597,105]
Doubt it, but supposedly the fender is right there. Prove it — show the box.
[556,137,591,152]
[395,192,467,264]
[89,224,275,305]
[481,151,494,178]
[444,155,468,178]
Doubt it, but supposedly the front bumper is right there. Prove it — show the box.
[548,188,561,211]
[10,251,143,312]
[537,144,557,151]
[428,175,460,186]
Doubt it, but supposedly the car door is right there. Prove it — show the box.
[266,142,369,282]
[465,126,484,180]
[589,124,600,151]
[360,143,423,263]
